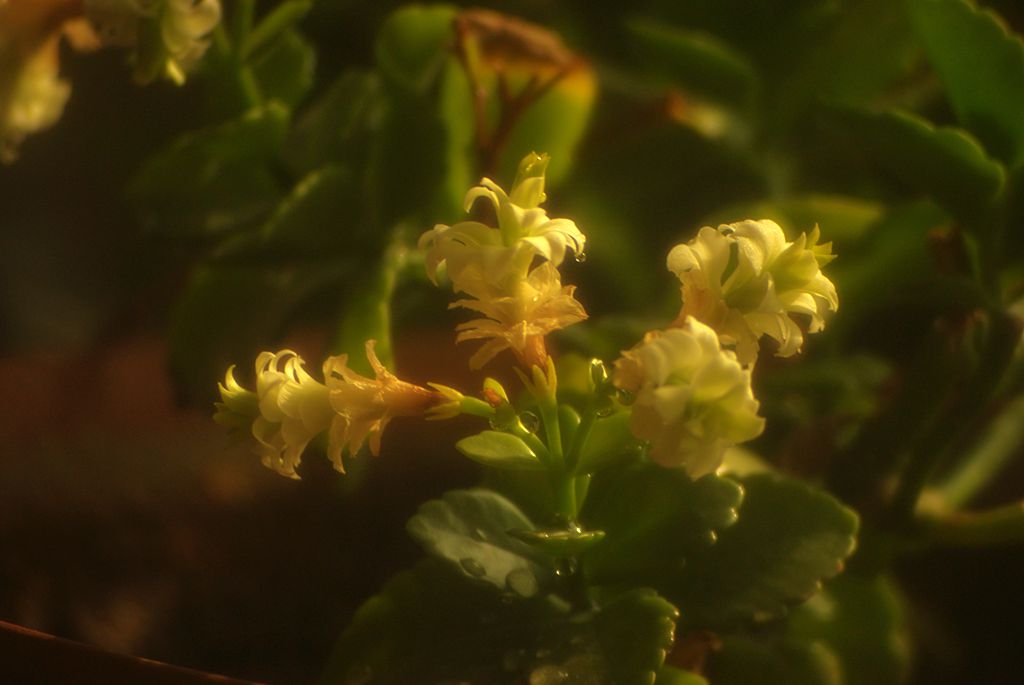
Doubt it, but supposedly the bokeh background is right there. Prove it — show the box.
[2,1,1023,683]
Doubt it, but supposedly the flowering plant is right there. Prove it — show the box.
[215,152,856,684]
[5,1,1024,683]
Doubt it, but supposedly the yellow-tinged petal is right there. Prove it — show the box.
[668,219,838,365]
[613,318,764,478]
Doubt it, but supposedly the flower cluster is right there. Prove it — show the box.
[613,318,764,477]
[1,0,220,161]
[0,0,82,161]
[84,0,222,84]
[216,153,837,482]
[667,219,837,365]
[419,152,587,369]
[216,343,437,478]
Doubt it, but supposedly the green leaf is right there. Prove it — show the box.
[241,0,313,59]
[581,464,744,585]
[574,411,640,475]
[406,489,553,594]
[656,666,710,685]
[284,70,382,175]
[788,574,910,685]
[128,103,289,237]
[908,0,1024,165]
[702,194,884,249]
[668,474,859,630]
[250,29,316,107]
[456,431,545,471]
[626,18,758,108]
[595,589,680,685]
[508,527,606,558]
[375,5,457,92]
[329,250,400,374]
[708,636,842,685]
[169,262,338,403]
[320,560,679,685]
[370,51,474,226]
[215,164,361,260]
[826,105,1005,220]
[498,66,597,185]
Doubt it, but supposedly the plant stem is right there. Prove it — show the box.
[565,402,597,474]
[921,501,1024,547]
[935,393,1024,508]
[231,0,256,47]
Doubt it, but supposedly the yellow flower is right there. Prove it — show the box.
[667,219,837,365]
[452,261,587,370]
[324,341,435,471]
[0,0,83,161]
[216,350,334,479]
[613,317,764,478]
[84,0,221,84]
[419,152,586,298]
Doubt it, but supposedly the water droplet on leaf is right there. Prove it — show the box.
[460,558,487,577]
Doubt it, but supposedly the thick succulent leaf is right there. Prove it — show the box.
[626,18,758,108]
[574,411,636,475]
[374,5,457,92]
[702,194,883,249]
[250,29,316,108]
[788,574,910,685]
[215,164,361,260]
[241,1,313,59]
[826,106,1005,221]
[457,431,545,471]
[708,636,842,685]
[320,561,678,685]
[284,70,382,175]
[656,666,710,685]
[371,6,474,225]
[908,0,1024,165]
[667,474,858,630]
[128,104,289,237]
[406,489,554,594]
[581,464,744,585]
[169,262,342,403]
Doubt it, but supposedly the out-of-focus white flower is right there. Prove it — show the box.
[613,317,764,478]
[84,0,221,84]
[667,219,837,365]
[419,152,586,298]
[215,350,335,479]
[324,341,435,471]
[0,0,85,161]
[452,261,587,370]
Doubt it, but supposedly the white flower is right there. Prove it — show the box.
[667,219,837,365]
[419,152,586,298]
[0,0,80,161]
[452,261,587,370]
[613,318,764,478]
[84,0,221,84]
[324,341,435,471]
[216,350,334,479]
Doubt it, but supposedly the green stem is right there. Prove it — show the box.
[231,0,256,47]
[509,422,552,466]
[921,501,1024,547]
[553,474,578,521]
[539,401,564,470]
[935,393,1024,508]
[566,403,597,474]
